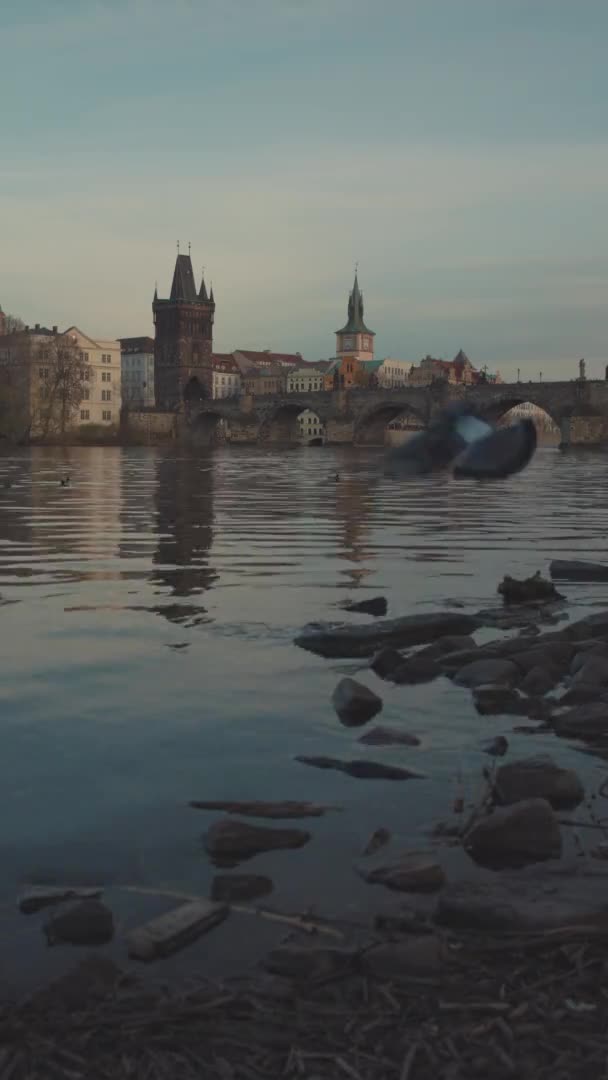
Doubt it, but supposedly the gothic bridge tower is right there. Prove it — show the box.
[153,249,215,409]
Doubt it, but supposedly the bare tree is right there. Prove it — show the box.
[35,334,88,437]
[5,314,25,334]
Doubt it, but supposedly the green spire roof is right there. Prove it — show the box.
[336,273,375,336]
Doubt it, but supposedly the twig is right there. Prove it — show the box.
[400,1042,418,1080]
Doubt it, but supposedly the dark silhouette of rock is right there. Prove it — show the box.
[436,872,608,931]
[358,852,445,892]
[550,559,608,582]
[494,755,584,809]
[370,647,406,679]
[211,874,273,902]
[552,702,608,738]
[43,900,114,946]
[454,658,519,688]
[498,572,563,605]
[392,655,444,684]
[560,685,606,707]
[571,656,608,688]
[520,666,558,696]
[294,612,479,658]
[465,798,562,868]
[511,642,573,673]
[205,819,310,863]
[417,634,477,660]
[481,735,509,757]
[331,677,383,727]
[295,755,424,781]
[342,596,388,617]
[358,725,421,747]
[19,885,102,915]
[566,610,608,641]
[361,827,391,857]
[473,685,526,716]
[570,642,608,674]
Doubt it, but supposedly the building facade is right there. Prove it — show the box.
[286,366,326,393]
[64,327,121,426]
[297,408,325,443]
[153,252,215,410]
[212,353,242,398]
[335,273,375,363]
[377,358,414,388]
[243,366,287,396]
[120,336,155,408]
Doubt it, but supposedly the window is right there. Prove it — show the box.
[80,409,90,420]
[80,351,89,363]
[39,367,48,378]
[102,390,111,401]
[101,353,112,364]
[102,371,111,382]
[82,387,89,400]
[81,368,90,380]
[102,410,112,421]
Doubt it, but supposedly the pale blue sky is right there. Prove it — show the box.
[2,0,608,377]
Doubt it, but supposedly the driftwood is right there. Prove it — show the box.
[188,800,340,818]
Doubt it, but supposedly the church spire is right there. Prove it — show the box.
[198,271,208,301]
[336,270,375,336]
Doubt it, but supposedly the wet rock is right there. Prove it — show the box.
[550,559,608,582]
[525,696,556,721]
[438,648,486,673]
[520,666,558,696]
[189,800,335,818]
[331,677,383,727]
[494,755,584,809]
[211,874,274,902]
[571,656,608,688]
[44,900,114,946]
[363,937,444,978]
[436,871,608,931]
[417,634,477,660]
[264,945,357,980]
[205,819,310,863]
[566,610,608,642]
[392,655,444,685]
[552,702,608,739]
[19,885,103,915]
[498,572,563,605]
[454,658,519,688]
[127,900,228,961]
[295,755,424,781]
[358,725,421,747]
[560,685,606,707]
[472,685,526,716]
[342,596,388,617]
[359,852,445,892]
[511,642,573,673]
[294,612,480,659]
[481,735,509,757]
[464,798,562,868]
[361,827,391,857]
[571,642,608,674]
[370,647,406,679]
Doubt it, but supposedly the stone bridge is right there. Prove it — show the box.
[186,378,608,447]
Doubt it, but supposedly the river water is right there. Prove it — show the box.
[0,442,607,993]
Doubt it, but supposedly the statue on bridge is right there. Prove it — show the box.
[386,402,537,480]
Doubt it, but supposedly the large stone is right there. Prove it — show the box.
[472,685,526,716]
[494,755,584,809]
[571,656,608,688]
[454,658,519,688]
[571,642,608,674]
[465,798,562,868]
[370,647,406,679]
[417,635,477,660]
[205,819,310,863]
[211,874,273,902]
[19,885,102,915]
[481,735,509,757]
[566,610,608,642]
[363,937,444,978]
[358,725,421,747]
[560,684,606,707]
[511,643,573,673]
[392,656,444,684]
[342,596,388,617]
[498,572,562,605]
[519,666,558,696]
[295,755,424,781]
[294,612,480,658]
[550,559,608,582]
[331,677,383,727]
[436,871,608,931]
[358,852,445,892]
[552,701,608,738]
[43,900,114,946]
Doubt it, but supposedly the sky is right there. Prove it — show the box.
[2,0,608,379]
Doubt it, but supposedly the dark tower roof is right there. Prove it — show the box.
[336,273,375,336]
[199,274,208,301]
[170,254,198,301]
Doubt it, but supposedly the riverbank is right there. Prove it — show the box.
[3,919,608,1079]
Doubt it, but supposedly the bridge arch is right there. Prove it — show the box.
[354,402,427,446]
[258,400,328,443]
[191,409,228,446]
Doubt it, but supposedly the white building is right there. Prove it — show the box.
[64,327,121,427]
[212,353,242,398]
[377,358,414,388]
[120,336,155,408]
[297,408,325,443]
[287,366,326,393]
